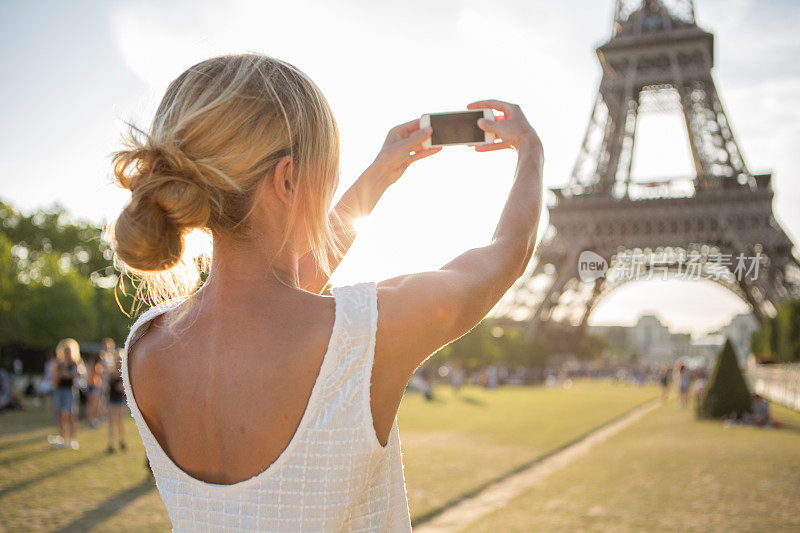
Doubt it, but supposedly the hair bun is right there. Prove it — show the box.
[112,144,214,272]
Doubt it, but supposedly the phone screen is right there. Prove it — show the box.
[430,111,485,145]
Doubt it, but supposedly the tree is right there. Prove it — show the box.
[19,256,100,347]
[578,334,608,361]
[426,323,550,372]
[0,202,114,281]
[496,328,549,369]
[698,339,752,419]
[444,323,501,370]
[0,233,22,343]
[749,298,800,363]
[750,318,772,361]
[0,200,133,363]
[774,299,800,363]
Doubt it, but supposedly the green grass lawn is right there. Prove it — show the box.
[0,380,656,531]
[0,406,170,532]
[399,381,657,522]
[471,401,800,532]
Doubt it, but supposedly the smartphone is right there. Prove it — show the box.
[419,109,496,149]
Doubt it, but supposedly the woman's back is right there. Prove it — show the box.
[129,283,336,485]
[125,283,411,532]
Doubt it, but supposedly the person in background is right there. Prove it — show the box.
[748,394,772,426]
[106,349,127,453]
[486,365,499,390]
[99,338,117,420]
[0,368,24,412]
[86,359,105,428]
[659,365,671,401]
[49,338,85,450]
[450,361,465,395]
[40,351,56,418]
[100,338,116,372]
[677,364,691,409]
[0,368,12,411]
[693,373,708,412]
[420,365,435,401]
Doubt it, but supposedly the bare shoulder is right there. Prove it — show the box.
[126,314,175,412]
[373,275,462,398]
[376,273,464,366]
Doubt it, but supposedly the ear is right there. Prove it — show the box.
[271,155,295,206]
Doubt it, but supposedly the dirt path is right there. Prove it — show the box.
[414,400,660,533]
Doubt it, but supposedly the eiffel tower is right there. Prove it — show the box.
[506,0,800,338]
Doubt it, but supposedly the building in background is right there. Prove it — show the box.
[590,312,753,365]
[627,315,672,363]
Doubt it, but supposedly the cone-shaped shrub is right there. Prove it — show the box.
[698,339,752,419]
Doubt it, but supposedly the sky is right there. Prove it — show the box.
[1,0,799,335]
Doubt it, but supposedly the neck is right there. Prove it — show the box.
[201,234,301,304]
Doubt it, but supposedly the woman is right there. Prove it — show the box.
[50,338,85,450]
[85,359,104,427]
[115,54,542,531]
[106,349,127,453]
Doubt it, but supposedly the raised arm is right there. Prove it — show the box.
[370,101,543,437]
[297,120,441,293]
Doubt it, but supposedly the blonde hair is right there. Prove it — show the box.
[56,338,83,365]
[111,54,342,305]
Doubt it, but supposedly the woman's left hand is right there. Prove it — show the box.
[373,119,441,186]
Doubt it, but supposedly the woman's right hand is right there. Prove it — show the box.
[467,99,542,157]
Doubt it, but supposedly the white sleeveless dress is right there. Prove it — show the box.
[122,282,412,532]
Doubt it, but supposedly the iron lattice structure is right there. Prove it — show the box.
[504,0,800,338]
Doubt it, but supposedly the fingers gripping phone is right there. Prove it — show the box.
[419,109,495,149]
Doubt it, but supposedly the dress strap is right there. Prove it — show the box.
[123,299,184,356]
[316,282,378,404]
[120,300,184,456]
